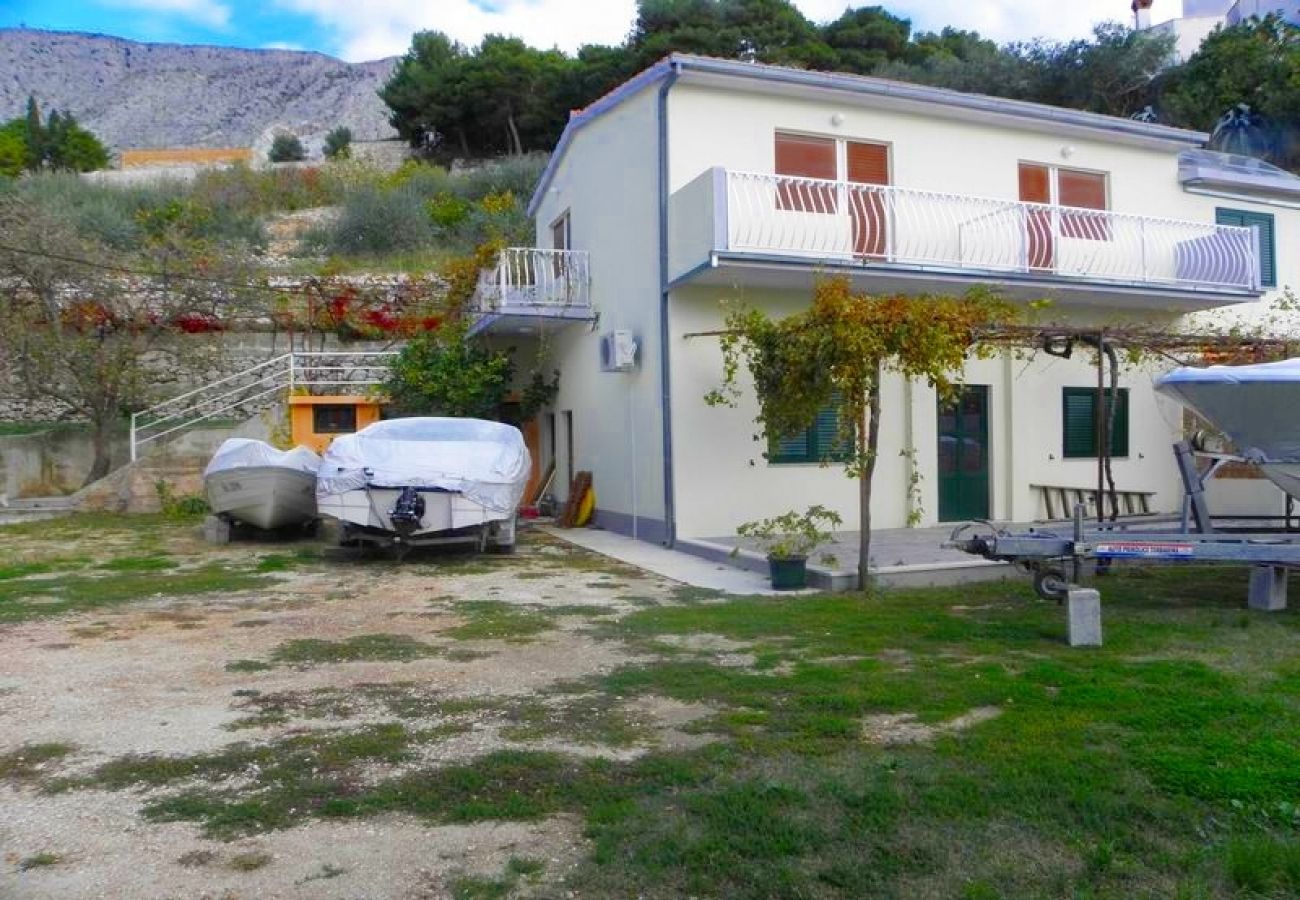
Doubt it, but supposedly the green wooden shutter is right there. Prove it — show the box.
[770,393,852,464]
[771,429,811,463]
[1217,208,1276,288]
[1062,388,1129,458]
[1110,390,1129,458]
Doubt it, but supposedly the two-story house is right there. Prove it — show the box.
[471,54,1300,553]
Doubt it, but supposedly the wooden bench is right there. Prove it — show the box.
[1031,484,1158,521]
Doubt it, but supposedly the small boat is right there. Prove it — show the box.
[316,417,530,552]
[203,439,322,530]
[1156,358,1300,499]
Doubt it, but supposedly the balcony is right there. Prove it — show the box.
[470,248,595,336]
[669,168,1264,308]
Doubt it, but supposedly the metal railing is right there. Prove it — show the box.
[475,248,592,312]
[723,171,1261,292]
[129,351,396,461]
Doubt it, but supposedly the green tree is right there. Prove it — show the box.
[268,133,306,163]
[383,320,513,418]
[821,6,914,73]
[23,95,46,171]
[323,126,353,160]
[45,111,109,172]
[1161,15,1300,167]
[0,130,24,178]
[381,31,472,156]
[707,278,1013,590]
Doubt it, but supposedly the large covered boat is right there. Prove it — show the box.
[204,439,321,530]
[1156,358,1300,499]
[316,417,529,552]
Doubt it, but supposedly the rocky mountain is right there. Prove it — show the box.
[0,28,399,151]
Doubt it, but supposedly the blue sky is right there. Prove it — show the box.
[1,0,1155,62]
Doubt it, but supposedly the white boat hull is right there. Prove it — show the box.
[317,487,516,548]
[1261,464,1300,501]
[1158,372,1300,501]
[205,467,318,530]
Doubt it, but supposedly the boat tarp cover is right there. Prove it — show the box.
[1157,358,1300,461]
[316,417,531,515]
[205,439,322,477]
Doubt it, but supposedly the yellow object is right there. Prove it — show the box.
[288,394,385,454]
[574,487,595,527]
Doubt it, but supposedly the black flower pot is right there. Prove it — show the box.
[768,555,808,591]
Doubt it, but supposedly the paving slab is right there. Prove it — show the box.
[539,525,795,596]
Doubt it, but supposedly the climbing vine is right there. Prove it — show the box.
[706,276,1016,590]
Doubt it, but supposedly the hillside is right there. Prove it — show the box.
[0,28,398,151]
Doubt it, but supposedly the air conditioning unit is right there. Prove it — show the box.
[600,330,638,372]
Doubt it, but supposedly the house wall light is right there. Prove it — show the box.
[1061,145,1076,159]
[830,113,845,127]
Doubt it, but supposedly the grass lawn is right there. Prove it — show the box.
[4,512,1300,897]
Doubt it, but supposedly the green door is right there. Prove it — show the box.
[938,385,990,522]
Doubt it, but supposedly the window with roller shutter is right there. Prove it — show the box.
[775,133,837,213]
[1062,387,1129,458]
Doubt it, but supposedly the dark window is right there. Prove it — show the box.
[1216,207,1276,288]
[770,396,853,464]
[1063,387,1129,459]
[313,404,357,434]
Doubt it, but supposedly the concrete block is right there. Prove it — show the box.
[202,515,232,545]
[1067,587,1103,648]
[1249,566,1288,612]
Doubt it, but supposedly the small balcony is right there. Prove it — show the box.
[669,168,1264,308]
[470,248,595,336]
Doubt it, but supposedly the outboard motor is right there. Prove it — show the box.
[388,487,425,538]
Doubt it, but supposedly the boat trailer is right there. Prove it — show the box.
[946,442,1299,615]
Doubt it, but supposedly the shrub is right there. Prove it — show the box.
[323,126,353,160]
[269,133,306,163]
[427,192,471,230]
[449,154,548,203]
[454,191,531,249]
[308,186,434,256]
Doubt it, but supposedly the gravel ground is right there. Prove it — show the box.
[0,526,688,899]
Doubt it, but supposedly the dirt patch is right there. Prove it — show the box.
[861,706,1003,746]
[1,784,585,899]
[0,530,676,897]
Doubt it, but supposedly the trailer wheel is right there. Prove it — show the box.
[1033,568,1070,604]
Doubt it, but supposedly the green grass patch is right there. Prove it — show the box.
[262,634,443,667]
[97,555,176,573]
[447,601,553,641]
[450,857,545,900]
[228,851,273,871]
[0,743,75,783]
[0,564,273,623]
[18,852,62,871]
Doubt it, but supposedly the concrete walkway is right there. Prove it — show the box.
[688,524,1013,591]
[539,525,793,596]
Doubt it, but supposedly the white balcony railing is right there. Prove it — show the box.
[721,171,1262,293]
[475,248,592,313]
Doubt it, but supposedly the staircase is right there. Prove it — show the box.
[129,351,397,462]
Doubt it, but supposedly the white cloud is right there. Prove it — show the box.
[278,0,1150,63]
[101,0,232,29]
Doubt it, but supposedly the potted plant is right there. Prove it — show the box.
[735,505,842,590]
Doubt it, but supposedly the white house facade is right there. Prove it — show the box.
[472,54,1300,550]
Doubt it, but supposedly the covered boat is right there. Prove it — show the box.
[204,439,322,530]
[316,417,529,551]
[1156,358,1300,499]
